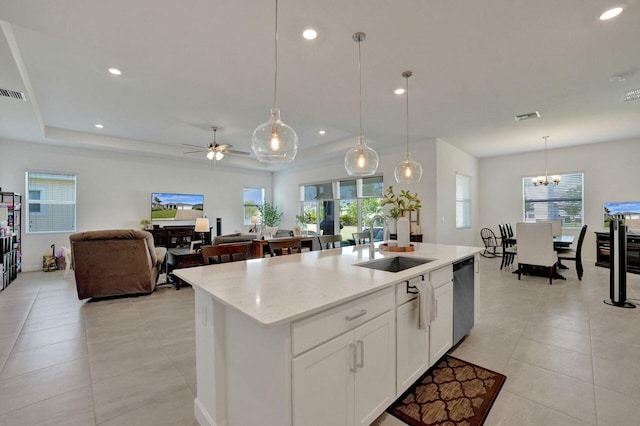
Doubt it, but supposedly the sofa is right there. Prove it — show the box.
[70,229,167,300]
[210,233,258,259]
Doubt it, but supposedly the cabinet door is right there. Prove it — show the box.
[429,281,453,366]
[292,332,355,426]
[354,311,396,426]
[396,299,429,396]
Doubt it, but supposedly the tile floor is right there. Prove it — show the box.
[0,257,639,425]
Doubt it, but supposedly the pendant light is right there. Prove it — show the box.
[531,136,561,186]
[251,0,298,164]
[344,32,379,176]
[394,71,423,184]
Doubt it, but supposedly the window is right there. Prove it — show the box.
[300,176,384,242]
[456,174,471,228]
[243,187,264,225]
[522,172,583,228]
[26,171,76,233]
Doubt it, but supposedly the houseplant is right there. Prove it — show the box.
[140,219,153,230]
[381,186,422,233]
[257,202,283,227]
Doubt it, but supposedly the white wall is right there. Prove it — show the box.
[274,137,483,246]
[436,138,479,246]
[479,137,640,262]
[0,139,273,271]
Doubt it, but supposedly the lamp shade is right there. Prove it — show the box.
[251,215,260,224]
[344,136,379,176]
[195,217,210,233]
[252,108,298,163]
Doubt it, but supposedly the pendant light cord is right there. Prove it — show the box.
[405,75,409,155]
[358,39,363,138]
[273,0,279,109]
[544,136,548,180]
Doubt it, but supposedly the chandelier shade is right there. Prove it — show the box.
[394,70,423,184]
[531,136,560,186]
[344,32,378,176]
[251,0,298,164]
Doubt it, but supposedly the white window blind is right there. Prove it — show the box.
[26,172,76,233]
[456,174,471,228]
[522,172,583,228]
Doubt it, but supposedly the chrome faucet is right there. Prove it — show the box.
[368,214,386,259]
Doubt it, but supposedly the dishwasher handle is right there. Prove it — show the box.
[453,256,475,271]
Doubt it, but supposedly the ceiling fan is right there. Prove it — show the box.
[183,127,251,161]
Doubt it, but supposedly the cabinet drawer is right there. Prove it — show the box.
[395,275,423,306]
[292,287,394,356]
[429,265,453,288]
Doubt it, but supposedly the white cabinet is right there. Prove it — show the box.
[396,297,429,395]
[293,310,396,426]
[429,280,453,365]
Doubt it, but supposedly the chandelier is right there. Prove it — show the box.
[531,136,561,186]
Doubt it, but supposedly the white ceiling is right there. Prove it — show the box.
[1,0,639,170]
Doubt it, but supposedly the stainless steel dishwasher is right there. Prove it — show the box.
[453,256,475,345]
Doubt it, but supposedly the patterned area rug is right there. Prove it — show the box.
[388,355,506,425]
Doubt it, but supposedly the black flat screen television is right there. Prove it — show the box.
[151,192,204,221]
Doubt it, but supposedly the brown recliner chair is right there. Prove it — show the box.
[70,229,167,300]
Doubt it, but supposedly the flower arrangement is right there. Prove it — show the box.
[381,186,421,217]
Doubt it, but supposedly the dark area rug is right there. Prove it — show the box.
[388,355,506,425]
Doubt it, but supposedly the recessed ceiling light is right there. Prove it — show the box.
[600,7,623,20]
[302,28,317,40]
[95,123,104,129]
[318,130,326,135]
[108,68,122,76]
[394,88,405,95]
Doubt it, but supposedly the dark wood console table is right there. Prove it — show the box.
[595,231,640,275]
[149,226,211,248]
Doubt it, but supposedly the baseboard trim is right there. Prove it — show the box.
[194,397,222,426]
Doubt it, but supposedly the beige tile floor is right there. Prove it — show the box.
[0,257,639,425]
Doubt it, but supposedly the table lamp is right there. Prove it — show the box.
[195,217,210,244]
[250,215,259,233]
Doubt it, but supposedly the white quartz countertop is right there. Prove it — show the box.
[175,242,481,326]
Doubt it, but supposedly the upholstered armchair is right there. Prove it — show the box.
[70,229,167,300]
[516,222,558,284]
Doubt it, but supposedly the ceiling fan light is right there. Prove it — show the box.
[206,150,215,160]
[215,151,224,161]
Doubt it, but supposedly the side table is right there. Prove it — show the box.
[166,248,204,289]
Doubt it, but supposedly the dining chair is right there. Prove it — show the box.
[536,219,562,237]
[268,238,302,256]
[516,222,558,284]
[352,232,369,245]
[557,225,588,280]
[505,223,514,239]
[480,228,501,257]
[318,235,342,250]
[201,244,248,264]
[499,224,516,269]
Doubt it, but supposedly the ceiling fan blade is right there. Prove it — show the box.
[216,143,231,151]
[182,143,206,149]
[183,149,205,154]
[224,149,251,156]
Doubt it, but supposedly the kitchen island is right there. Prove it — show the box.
[176,242,482,426]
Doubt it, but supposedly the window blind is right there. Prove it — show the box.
[26,172,77,233]
[522,172,583,228]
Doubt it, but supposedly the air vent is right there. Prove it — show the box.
[0,88,26,101]
[623,88,640,102]
[514,111,540,121]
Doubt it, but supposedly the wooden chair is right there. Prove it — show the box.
[201,244,248,264]
[352,232,369,245]
[268,238,302,256]
[318,235,342,250]
[480,228,501,257]
[516,222,558,284]
[557,225,588,280]
[499,224,516,269]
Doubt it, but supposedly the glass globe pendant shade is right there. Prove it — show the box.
[394,152,423,184]
[251,107,298,164]
[344,135,379,176]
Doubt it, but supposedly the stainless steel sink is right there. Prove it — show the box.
[356,256,435,273]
